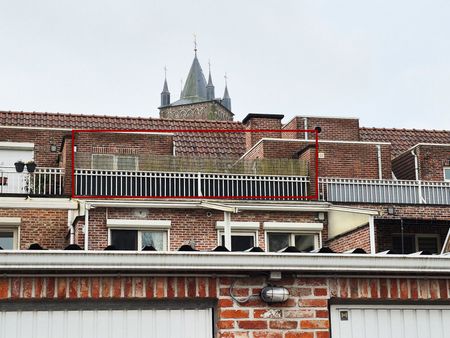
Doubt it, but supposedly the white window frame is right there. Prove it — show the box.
[216,221,259,249]
[444,167,450,182]
[0,217,21,250]
[91,154,139,171]
[263,222,323,252]
[107,219,170,251]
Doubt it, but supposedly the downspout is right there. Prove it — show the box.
[411,149,419,180]
[376,145,382,179]
[68,210,75,245]
[303,117,308,140]
[369,215,376,254]
[84,208,89,251]
[224,211,232,251]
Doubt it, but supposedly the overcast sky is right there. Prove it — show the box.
[1,0,449,129]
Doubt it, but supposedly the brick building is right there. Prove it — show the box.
[0,54,450,337]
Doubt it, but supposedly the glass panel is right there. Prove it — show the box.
[141,231,165,251]
[221,235,254,251]
[110,230,137,250]
[444,168,450,181]
[392,235,415,254]
[417,236,439,253]
[0,232,14,250]
[92,154,114,170]
[267,233,290,252]
[294,234,315,252]
[117,156,138,171]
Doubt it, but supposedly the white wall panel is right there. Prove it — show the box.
[331,304,450,338]
[0,308,212,338]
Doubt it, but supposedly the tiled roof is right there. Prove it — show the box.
[0,111,246,158]
[360,127,450,158]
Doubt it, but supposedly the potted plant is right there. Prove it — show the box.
[14,161,25,173]
[26,160,37,173]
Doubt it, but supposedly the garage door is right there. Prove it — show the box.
[331,304,450,338]
[0,307,213,338]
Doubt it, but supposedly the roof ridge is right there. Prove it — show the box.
[0,110,242,125]
[360,126,450,133]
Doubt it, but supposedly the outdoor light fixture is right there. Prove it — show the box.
[50,144,57,152]
[260,286,289,303]
[387,207,395,215]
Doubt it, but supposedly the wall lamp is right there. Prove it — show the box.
[260,286,290,303]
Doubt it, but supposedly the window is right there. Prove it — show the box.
[92,154,138,171]
[216,221,259,251]
[0,217,20,250]
[0,231,15,249]
[392,234,440,254]
[110,229,167,251]
[263,222,323,252]
[444,167,450,182]
[220,232,255,251]
[267,232,318,252]
[107,219,171,251]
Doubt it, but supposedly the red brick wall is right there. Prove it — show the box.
[83,207,321,251]
[0,127,68,167]
[326,224,371,253]
[1,274,449,337]
[244,117,283,151]
[282,117,360,141]
[0,208,69,249]
[417,145,450,181]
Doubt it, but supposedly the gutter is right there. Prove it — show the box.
[0,251,449,275]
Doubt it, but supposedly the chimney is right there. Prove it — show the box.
[243,113,284,150]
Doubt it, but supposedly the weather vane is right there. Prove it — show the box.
[224,72,228,86]
[164,65,167,79]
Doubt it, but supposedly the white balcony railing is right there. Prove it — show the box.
[74,169,310,199]
[319,177,450,205]
[0,167,65,195]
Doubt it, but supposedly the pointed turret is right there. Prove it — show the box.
[206,61,215,100]
[181,54,207,101]
[221,74,231,111]
[160,69,170,107]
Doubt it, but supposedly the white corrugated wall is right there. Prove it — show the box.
[0,308,212,338]
[330,304,450,338]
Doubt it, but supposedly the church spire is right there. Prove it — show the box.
[206,59,215,100]
[221,73,231,111]
[180,41,207,100]
[160,66,170,107]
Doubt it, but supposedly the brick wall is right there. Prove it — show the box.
[417,145,450,181]
[1,274,449,337]
[82,207,321,251]
[326,224,371,253]
[244,115,283,151]
[0,127,68,167]
[282,117,360,141]
[0,208,69,249]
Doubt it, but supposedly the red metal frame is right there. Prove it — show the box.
[71,129,319,200]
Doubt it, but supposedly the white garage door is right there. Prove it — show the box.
[331,304,450,338]
[0,308,213,338]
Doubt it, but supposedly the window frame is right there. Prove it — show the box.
[106,219,171,251]
[265,231,320,252]
[91,154,139,171]
[217,230,259,250]
[0,217,21,250]
[0,228,19,250]
[444,167,450,182]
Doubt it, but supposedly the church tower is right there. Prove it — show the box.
[159,43,233,121]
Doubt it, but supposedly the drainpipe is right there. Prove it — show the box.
[411,149,424,203]
[68,210,75,245]
[84,208,89,251]
[376,145,382,179]
[411,149,419,180]
[303,117,308,140]
[224,211,232,251]
[369,215,376,254]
